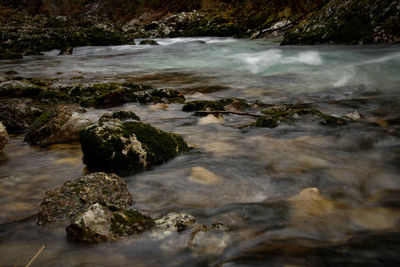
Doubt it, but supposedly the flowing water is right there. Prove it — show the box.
[1,38,400,266]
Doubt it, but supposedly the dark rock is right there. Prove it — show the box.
[66,203,154,243]
[182,98,248,112]
[5,70,18,75]
[0,80,44,98]
[0,99,43,134]
[24,105,91,147]
[78,83,152,108]
[38,172,133,224]
[139,40,159,45]
[58,47,73,55]
[79,121,190,175]
[0,50,23,60]
[149,88,185,104]
[282,0,400,45]
[99,111,141,123]
[242,107,347,129]
[0,122,9,151]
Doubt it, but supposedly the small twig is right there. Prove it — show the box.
[195,111,264,117]
[26,244,45,267]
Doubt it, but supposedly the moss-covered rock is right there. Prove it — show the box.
[243,107,347,128]
[182,98,248,112]
[0,99,43,134]
[139,40,159,45]
[149,88,185,104]
[282,0,400,45]
[80,121,190,175]
[66,203,154,243]
[0,122,9,151]
[38,172,133,224]
[99,111,141,123]
[25,105,91,146]
[0,50,23,60]
[77,83,152,108]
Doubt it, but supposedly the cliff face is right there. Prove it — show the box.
[282,0,400,45]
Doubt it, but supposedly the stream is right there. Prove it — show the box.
[1,38,400,266]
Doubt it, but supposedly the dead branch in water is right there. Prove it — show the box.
[26,244,45,267]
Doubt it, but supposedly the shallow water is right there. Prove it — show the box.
[1,38,400,266]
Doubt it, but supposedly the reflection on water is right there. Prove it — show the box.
[1,39,400,266]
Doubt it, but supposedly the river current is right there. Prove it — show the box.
[1,38,400,266]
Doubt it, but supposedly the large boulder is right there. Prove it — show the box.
[38,172,133,224]
[0,99,43,134]
[24,105,91,147]
[80,121,190,175]
[282,0,400,45]
[0,122,9,151]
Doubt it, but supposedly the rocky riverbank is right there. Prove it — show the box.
[1,0,399,59]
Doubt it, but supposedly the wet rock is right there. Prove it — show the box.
[0,122,9,151]
[25,105,91,147]
[0,49,23,60]
[198,114,225,125]
[0,99,43,134]
[345,110,363,121]
[0,80,44,98]
[79,120,190,175]
[99,111,140,123]
[282,0,400,45]
[148,88,185,104]
[78,83,152,108]
[182,99,248,112]
[66,203,154,243]
[185,222,229,255]
[5,70,18,75]
[155,213,196,232]
[189,166,222,185]
[38,172,133,224]
[243,107,347,129]
[139,40,159,45]
[58,47,73,55]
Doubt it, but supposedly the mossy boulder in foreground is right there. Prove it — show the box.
[38,172,133,225]
[80,121,190,175]
[38,172,154,243]
[66,203,155,243]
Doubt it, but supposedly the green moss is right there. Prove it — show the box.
[110,209,155,236]
[244,107,347,129]
[80,121,190,175]
[37,89,71,103]
[122,121,190,167]
[150,88,185,104]
[0,86,44,98]
[28,111,53,132]
[261,108,291,118]
[112,111,141,121]
[0,50,23,60]
[182,98,248,112]
[255,116,279,128]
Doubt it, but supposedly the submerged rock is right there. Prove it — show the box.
[243,107,347,129]
[139,40,159,45]
[38,172,133,224]
[99,111,140,123]
[66,203,154,243]
[24,105,91,146]
[79,121,190,175]
[182,99,248,112]
[58,47,73,55]
[0,122,9,151]
[0,99,43,134]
